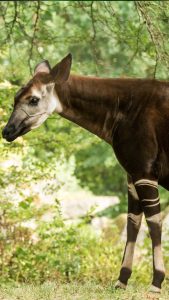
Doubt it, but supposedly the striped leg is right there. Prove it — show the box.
[115,176,143,289]
[134,179,165,293]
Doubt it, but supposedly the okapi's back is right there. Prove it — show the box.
[69,75,169,110]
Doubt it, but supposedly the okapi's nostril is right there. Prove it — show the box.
[2,124,16,138]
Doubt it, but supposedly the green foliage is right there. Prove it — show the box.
[0,1,168,81]
[75,140,126,196]
[0,195,121,284]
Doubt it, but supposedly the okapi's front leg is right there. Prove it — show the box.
[134,179,165,293]
[115,176,143,289]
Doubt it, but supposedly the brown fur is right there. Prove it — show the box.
[54,75,169,190]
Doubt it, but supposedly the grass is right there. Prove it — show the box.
[0,281,168,300]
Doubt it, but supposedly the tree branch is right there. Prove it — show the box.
[28,0,41,74]
[135,1,169,77]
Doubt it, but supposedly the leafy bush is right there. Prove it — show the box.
[0,196,121,284]
[1,193,169,286]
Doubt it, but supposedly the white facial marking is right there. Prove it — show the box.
[31,89,41,99]
[49,88,63,113]
[30,114,49,129]
[31,86,62,114]
[23,85,63,131]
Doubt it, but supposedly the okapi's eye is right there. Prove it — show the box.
[29,97,39,106]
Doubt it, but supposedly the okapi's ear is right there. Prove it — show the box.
[34,60,51,75]
[50,53,72,84]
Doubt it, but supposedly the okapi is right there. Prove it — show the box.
[2,54,169,295]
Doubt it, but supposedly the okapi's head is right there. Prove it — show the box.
[2,53,72,142]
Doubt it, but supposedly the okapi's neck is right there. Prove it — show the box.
[55,75,129,144]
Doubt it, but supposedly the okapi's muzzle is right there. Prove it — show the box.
[2,110,30,142]
[2,123,29,142]
[2,124,16,141]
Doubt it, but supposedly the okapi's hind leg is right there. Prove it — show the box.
[134,178,165,293]
[115,175,143,289]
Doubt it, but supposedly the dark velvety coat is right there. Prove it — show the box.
[55,75,169,188]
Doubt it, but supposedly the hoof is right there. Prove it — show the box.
[114,280,127,290]
[149,285,161,294]
[145,286,161,300]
